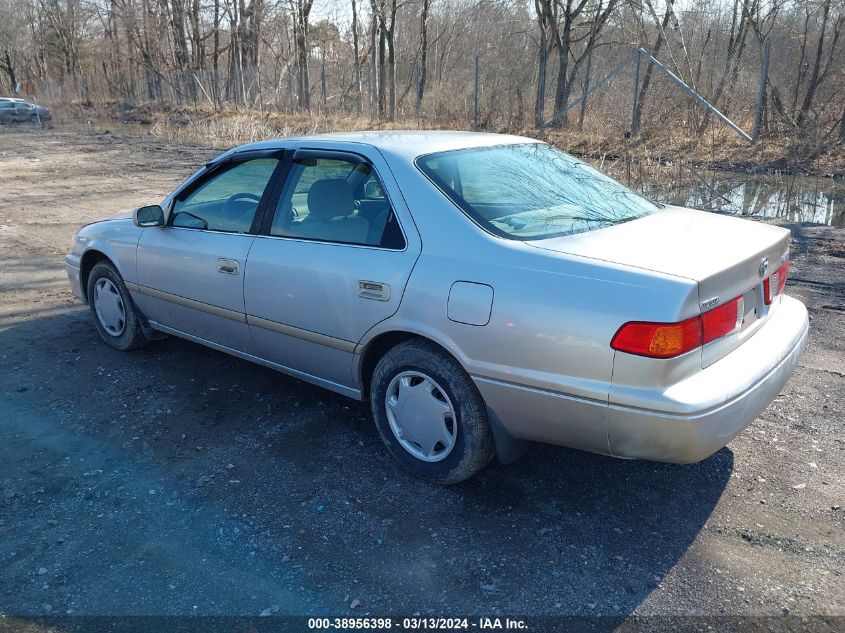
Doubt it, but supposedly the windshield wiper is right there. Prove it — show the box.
[568,216,635,224]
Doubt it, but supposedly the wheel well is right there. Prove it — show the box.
[358,331,423,399]
[79,250,112,301]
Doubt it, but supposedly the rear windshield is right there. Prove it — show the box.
[416,143,660,240]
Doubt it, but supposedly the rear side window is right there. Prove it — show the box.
[171,158,278,233]
[417,143,659,240]
[269,156,404,249]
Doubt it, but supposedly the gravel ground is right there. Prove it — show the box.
[0,127,843,626]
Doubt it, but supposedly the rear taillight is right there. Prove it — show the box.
[763,260,789,304]
[701,296,743,344]
[612,296,744,359]
[610,317,702,359]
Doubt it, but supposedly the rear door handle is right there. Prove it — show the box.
[358,280,390,301]
[217,258,240,275]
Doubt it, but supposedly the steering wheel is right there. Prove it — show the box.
[222,192,261,218]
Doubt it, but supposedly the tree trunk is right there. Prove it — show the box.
[227,3,239,101]
[190,0,204,69]
[417,0,431,107]
[790,8,811,114]
[632,0,674,134]
[212,0,220,104]
[297,30,310,110]
[1,49,16,93]
[551,16,572,123]
[377,13,386,118]
[534,25,547,128]
[293,0,313,111]
[698,0,749,133]
[386,27,395,121]
[797,0,831,127]
[578,21,596,130]
[369,9,378,116]
[351,0,362,112]
[170,0,192,102]
[320,49,327,109]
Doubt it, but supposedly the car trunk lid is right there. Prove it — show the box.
[529,206,791,366]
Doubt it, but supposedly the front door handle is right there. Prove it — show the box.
[358,280,390,301]
[217,258,240,275]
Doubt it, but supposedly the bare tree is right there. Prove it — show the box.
[3,0,842,155]
[534,0,550,126]
[0,48,16,93]
[417,0,432,106]
[290,0,313,110]
[351,0,363,111]
[796,0,843,126]
[631,0,674,134]
[696,0,753,133]
[536,0,619,127]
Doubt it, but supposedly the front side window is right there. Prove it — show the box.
[270,155,404,248]
[171,157,279,233]
[416,143,660,240]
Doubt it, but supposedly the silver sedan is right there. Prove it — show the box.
[66,132,808,483]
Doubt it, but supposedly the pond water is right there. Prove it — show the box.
[629,169,843,228]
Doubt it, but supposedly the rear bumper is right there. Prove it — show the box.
[474,295,808,464]
[65,253,85,302]
[607,294,808,463]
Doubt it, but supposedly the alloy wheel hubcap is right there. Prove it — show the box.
[385,371,457,462]
[93,278,126,336]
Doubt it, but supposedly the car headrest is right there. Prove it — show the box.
[307,179,353,221]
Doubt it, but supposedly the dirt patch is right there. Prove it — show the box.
[0,127,843,621]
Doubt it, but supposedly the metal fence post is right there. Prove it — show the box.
[473,55,480,129]
[751,38,772,144]
[630,48,641,135]
[643,49,753,142]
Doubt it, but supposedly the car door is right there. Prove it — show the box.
[0,101,15,123]
[134,151,284,353]
[243,148,421,393]
[14,103,31,122]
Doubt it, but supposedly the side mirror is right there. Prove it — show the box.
[134,205,165,228]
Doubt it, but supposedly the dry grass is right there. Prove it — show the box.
[64,101,845,177]
[145,106,439,147]
[152,114,283,146]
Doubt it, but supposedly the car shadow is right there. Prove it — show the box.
[0,309,732,623]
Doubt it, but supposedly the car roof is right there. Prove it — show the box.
[233,130,543,163]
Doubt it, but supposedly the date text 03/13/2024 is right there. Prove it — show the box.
[307,617,529,630]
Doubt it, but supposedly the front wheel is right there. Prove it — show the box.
[370,340,495,484]
[86,261,149,351]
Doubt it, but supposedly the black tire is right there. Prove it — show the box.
[370,339,495,484]
[86,261,149,351]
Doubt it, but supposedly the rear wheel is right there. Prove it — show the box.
[86,261,148,351]
[370,339,495,484]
